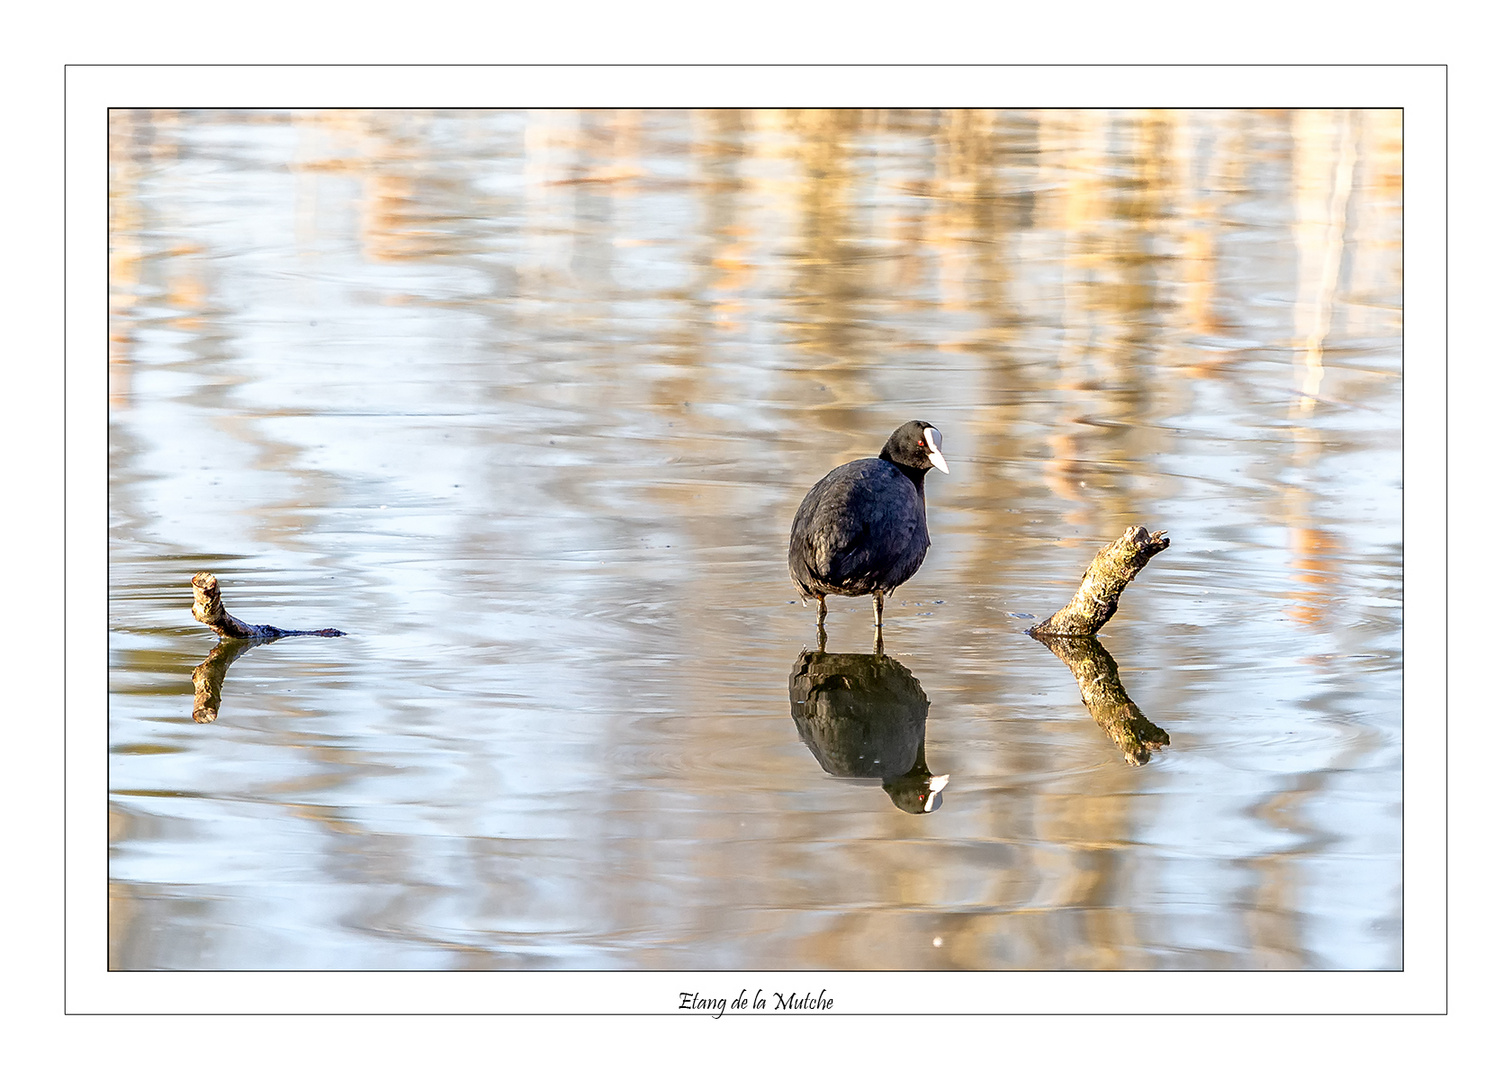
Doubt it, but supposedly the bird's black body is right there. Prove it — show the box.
[789,456,930,599]
[788,420,948,630]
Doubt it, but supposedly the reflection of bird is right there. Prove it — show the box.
[788,421,949,630]
[789,646,949,814]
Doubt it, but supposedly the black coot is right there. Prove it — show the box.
[788,420,949,629]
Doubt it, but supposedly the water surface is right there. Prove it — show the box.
[109,108,1403,970]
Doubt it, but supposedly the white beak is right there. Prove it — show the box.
[923,427,949,473]
[923,773,950,813]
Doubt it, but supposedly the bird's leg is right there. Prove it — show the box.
[872,624,884,656]
[816,594,828,627]
[873,590,885,627]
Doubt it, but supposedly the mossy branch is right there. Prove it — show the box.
[1029,526,1169,638]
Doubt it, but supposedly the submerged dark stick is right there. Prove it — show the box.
[190,572,344,639]
[1029,526,1169,638]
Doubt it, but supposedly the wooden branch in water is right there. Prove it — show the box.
[190,572,344,639]
[1029,526,1169,638]
[187,574,342,723]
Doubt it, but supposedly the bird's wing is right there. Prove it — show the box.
[794,462,922,588]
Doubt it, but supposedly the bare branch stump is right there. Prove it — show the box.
[1036,634,1169,765]
[1029,526,1169,638]
[191,572,344,639]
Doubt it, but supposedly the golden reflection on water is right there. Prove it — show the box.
[108,108,1402,971]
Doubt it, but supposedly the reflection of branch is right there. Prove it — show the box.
[1030,526,1169,637]
[1035,634,1169,765]
[190,637,260,723]
[191,572,343,639]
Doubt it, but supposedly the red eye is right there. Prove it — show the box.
[917,440,925,446]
